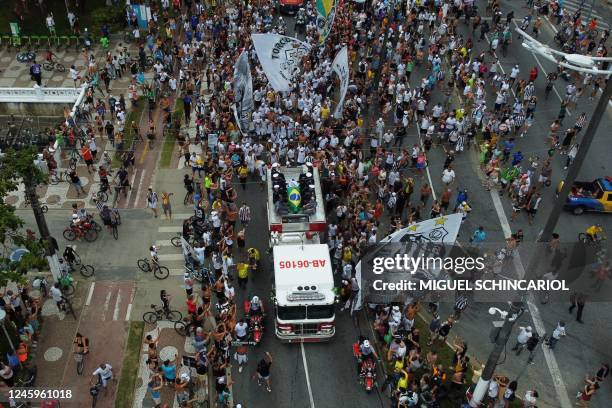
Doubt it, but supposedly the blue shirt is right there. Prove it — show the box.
[162,363,176,380]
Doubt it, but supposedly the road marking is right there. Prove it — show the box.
[126,285,136,321]
[113,291,122,321]
[413,113,437,200]
[300,343,316,408]
[102,290,112,321]
[85,281,95,306]
[155,239,174,247]
[139,141,149,164]
[488,184,572,408]
[134,168,147,208]
[174,213,194,220]
[158,226,182,233]
[169,268,185,276]
[157,253,185,261]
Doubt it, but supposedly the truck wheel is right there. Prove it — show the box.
[573,206,584,215]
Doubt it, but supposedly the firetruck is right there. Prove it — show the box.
[267,164,336,342]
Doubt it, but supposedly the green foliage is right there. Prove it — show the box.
[89,4,126,37]
[0,148,49,286]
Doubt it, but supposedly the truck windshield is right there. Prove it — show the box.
[277,306,306,320]
[277,305,334,320]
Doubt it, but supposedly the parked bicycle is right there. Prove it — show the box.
[16,50,36,63]
[74,351,86,375]
[137,258,170,280]
[142,304,182,324]
[43,60,66,72]
[49,169,70,185]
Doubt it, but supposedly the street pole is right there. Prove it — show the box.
[469,302,524,407]
[24,183,61,283]
[532,78,611,247]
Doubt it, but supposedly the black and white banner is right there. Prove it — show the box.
[332,46,349,119]
[233,51,253,134]
[251,34,311,92]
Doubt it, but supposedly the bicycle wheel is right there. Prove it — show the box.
[16,53,27,62]
[43,61,53,71]
[76,356,84,375]
[137,259,151,272]
[41,204,48,213]
[63,283,75,296]
[80,264,95,277]
[49,174,60,185]
[84,229,98,242]
[166,310,183,322]
[63,228,77,241]
[112,224,118,240]
[73,251,82,265]
[174,320,188,336]
[154,265,170,280]
[142,311,158,324]
[171,236,182,247]
[91,221,102,232]
[56,63,66,72]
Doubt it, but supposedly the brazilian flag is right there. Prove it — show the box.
[287,185,301,213]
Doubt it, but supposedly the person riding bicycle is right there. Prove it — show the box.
[184,174,194,196]
[45,50,57,63]
[100,205,114,231]
[63,246,77,265]
[586,224,606,242]
[114,167,130,196]
[74,332,89,355]
[98,166,110,192]
[249,295,264,317]
[160,289,171,314]
[150,245,159,264]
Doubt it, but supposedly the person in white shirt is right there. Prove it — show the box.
[546,321,566,349]
[92,363,113,388]
[511,326,532,354]
[441,166,456,186]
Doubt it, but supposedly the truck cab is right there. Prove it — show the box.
[563,177,612,215]
[271,242,336,342]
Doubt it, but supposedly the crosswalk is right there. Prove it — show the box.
[560,0,610,30]
[153,212,194,276]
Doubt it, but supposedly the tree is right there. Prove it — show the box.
[0,147,49,286]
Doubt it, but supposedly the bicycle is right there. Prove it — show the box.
[142,304,182,324]
[184,189,194,205]
[78,264,95,278]
[63,224,98,242]
[94,184,109,202]
[90,374,102,407]
[174,316,197,336]
[74,351,86,375]
[43,60,66,72]
[578,233,606,249]
[68,148,82,170]
[61,295,77,319]
[23,196,48,213]
[137,258,170,280]
[16,50,36,63]
[49,169,70,185]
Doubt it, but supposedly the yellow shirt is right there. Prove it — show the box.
[321,106,330,119]
[237,263,249,279]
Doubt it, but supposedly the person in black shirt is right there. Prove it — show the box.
[254,352,273,392]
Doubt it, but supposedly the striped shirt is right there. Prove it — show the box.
[238,205,251,223]
[513,113,526,128]
[574,114,587,129]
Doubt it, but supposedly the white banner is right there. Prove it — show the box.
[233,51,253,134]
[332,46,349,119]
[251,34,311,92]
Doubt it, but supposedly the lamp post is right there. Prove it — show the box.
[515,27,612,255]
[468,302,524,406]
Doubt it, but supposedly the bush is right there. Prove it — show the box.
[89,4,126,37]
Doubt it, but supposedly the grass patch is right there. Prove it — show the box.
[0,0,122,37]
[376,313,522,408]
[159,99,184,168]
[115,320,145,408]
[113,97,145,168]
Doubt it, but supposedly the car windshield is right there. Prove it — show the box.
[277,306,306,320]
[306,304,335,319]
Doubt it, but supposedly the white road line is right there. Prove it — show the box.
[489,186,572,408]
[155,239,174,247]
[300,343,316,408]
[158,226,182,233]
[157,253,185,261]
[135,168,147,207]
[127,169,139,204]
[113,291,122,321]
[85,281,95,306]
[102,290,112,321]
[125,303,133,321]
[174,213,194,220]
[413,113,437,200]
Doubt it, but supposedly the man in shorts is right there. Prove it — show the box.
[147,373,162,407]
[253,352,273,392]
[92,363,113,392]
[234,343,248,373]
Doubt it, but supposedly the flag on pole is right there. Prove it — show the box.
[332,46,349,119]
[251,34,311,92]
[233,51,254,134]
[316,0,338,44]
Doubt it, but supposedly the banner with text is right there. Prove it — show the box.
[233,51,254,134]
[251,34,311,92]
[316,0,338,44]
[332,46,349,119]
